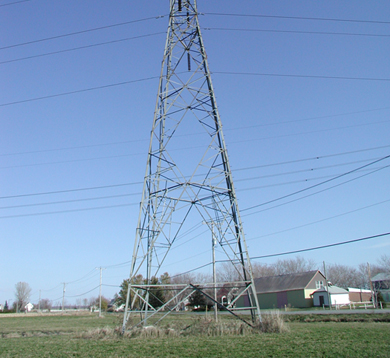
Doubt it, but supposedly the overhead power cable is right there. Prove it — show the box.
[1,72,389,108]
[166,232,389,276]
[237,165,388,191]
[1,119,388,169]
[170,262,212,279]
[204,27,390,38]
[0,182,142,200]
[235,157,382,181]
[0,15,166,50]
[0,166,386,215]
[66,285,100,298]
[0,75,160,107]
[1,118,388,170]
[0,192,141,210]
[0,202,139,219]
[250,232,390,260]
[1,107,388,157]
[246,198,390,242]
[203,12,390,25]
[1,145,388,201]
[0,0,29,7]
[241,154,390,212]
[214,71,390,82]
[66,268,99,285]
[242,164,390,217]
[234,144,390,172]
[229,107,390,133]
[0,32,166,65]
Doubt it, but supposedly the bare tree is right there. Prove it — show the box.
[377,255,390,273]
[15,282,32,311]
[274,256,317,276]
[39,298,52,311]
[252,262,276,278]
[76,298,82,309]
[327,264,361,289]
[217,262,243,282]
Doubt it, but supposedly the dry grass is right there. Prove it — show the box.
[257,310,289,333]
[81,313,289,339]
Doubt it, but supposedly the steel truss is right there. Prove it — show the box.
[122,0,261,332]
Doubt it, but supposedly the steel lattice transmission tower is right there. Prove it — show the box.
[122,0,261,331]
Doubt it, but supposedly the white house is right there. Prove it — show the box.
[312,286,350,307]
[24,302,34,312]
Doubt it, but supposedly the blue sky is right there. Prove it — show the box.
[1,0,389,306]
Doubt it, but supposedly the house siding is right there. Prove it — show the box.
[349,291,371,302]
[287,289,313,308]
[236,271,326,309]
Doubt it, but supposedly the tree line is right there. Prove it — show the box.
[113,255,389,310]
[4,255,388,313]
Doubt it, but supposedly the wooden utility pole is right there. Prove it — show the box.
[62,283,66,312]
[323,261,331,309]
[97,267,105,317]
[367,263,376,308]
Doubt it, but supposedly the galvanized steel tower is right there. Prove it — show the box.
[122,0,261,331]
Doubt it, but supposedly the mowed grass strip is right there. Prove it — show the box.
[0,313,389,357]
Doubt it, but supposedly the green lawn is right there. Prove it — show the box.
[0,313,389,357]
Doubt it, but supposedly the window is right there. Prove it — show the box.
[316,281,324,289]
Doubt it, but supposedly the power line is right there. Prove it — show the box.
[0,203,139,219]
[241,155,390,212]
[0,192,141,210]
[204,27,390,38]
[203,12,390,25]
[1,118,388,170]
[246,198,390,242]
[0,15,166,50]
[237,165,388,191]
[0,0,29,7]
[234,144,390,172]
[1,119,388,169]
[214,71,390,82]
[66,285,100,298]
[250,232,390,260]
[1,107,388,157]
[170,262,212,279]
[0,32,166,65]
[235,157,383,182]
[2,71,389,108]
[37,230,390,297]
[242,163,390,217]
[67,269,98,285]
[3,165,386,209]
[1,145,388,201]
[0,182,142,200]
[227,107,390,133]
[0,75,160,107]
[0,139,146,157]
[242,164,390,219]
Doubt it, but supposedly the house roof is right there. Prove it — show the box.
[312,286,348,295]
[253,270,323,294]
[371,272,390,282]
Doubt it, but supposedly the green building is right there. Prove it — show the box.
[237,270,326,309]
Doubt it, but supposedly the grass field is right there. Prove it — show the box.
[1,312,389,357]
